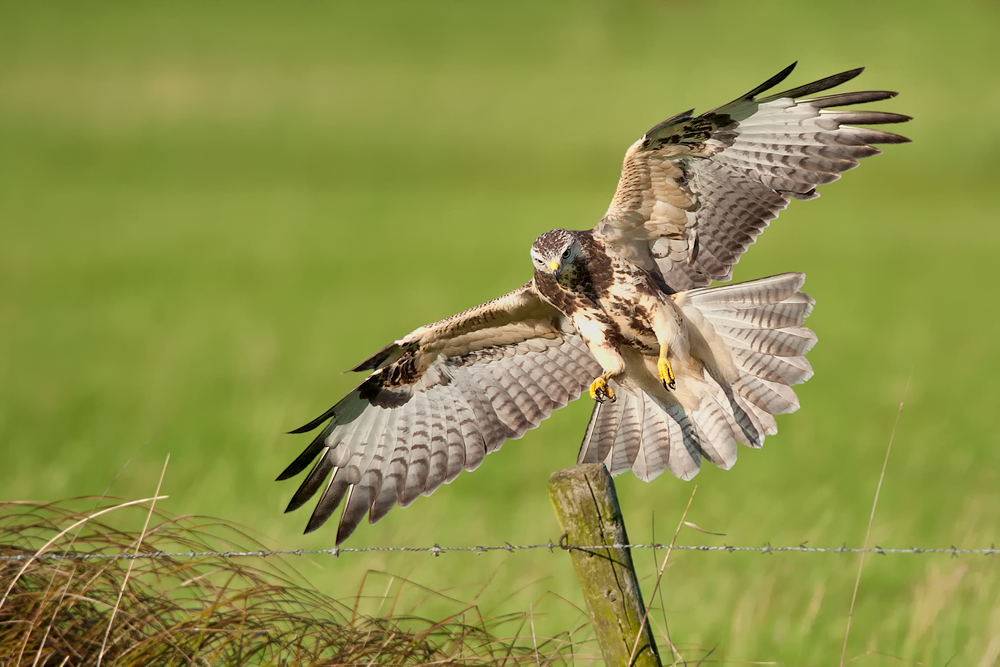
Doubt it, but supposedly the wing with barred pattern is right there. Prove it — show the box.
[278,284,602,544]
[595,63,910,290]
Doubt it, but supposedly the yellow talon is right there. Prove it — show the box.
[658,356,676,391]
[589,376,616,403]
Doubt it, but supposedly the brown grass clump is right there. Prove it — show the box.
[0,499,586,667]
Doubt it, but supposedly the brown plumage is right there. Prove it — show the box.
[279,64,910,544]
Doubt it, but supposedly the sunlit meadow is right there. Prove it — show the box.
[2,1,999,663]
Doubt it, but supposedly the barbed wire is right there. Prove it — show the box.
[2,540,997,562]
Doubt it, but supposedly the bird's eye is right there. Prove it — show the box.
[562,248,571,259]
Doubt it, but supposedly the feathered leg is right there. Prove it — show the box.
[573,314,626,404]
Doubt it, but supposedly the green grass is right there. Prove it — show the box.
[2,0,1000,663]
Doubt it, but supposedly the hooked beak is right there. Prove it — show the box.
[548,259,561,279]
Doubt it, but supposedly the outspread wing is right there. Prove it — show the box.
[594,63,911,290]
[278,283,602,544]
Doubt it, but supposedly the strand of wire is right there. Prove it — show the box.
[2,541,997,562]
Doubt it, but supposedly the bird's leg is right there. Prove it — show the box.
[642,295,681,392]
[572,313,625,404]
[658,342,676,391]
[589,372,617,403]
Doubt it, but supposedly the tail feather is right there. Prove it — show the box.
[690,394,740,470]
[706,376,764,448]
[662,402,703,481]
[693,301,812,330]
[634,393,669,481]
[577,272,814,482]
[578,393,622,466]
[581,387,702,482]
[610,389,643,473]
[714,324,816,357]
[731,347,813,385]
[732,390,778,442]
[732,373,800,415]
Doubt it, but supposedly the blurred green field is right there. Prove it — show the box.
[2,0,999,663]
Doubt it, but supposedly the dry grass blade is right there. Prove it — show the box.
[97,454,169,667]
[0,498,592,667]
[628,484,699,667]
[840,373,911,666]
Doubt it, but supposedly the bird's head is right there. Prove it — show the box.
[530,229,583,284]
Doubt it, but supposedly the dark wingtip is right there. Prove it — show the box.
[277,431,328,481]
[335,519,359,545]
[773,67,867,101]
[830,110,912,125]
[869,130,912,144]
[304,511,333,534]
[741,62,797,101]
[824,67,867,85]
[277,465,304,483]
[284,481,319,512]
[284,485,314,513]
[804,90,900,108]
[287,404,338,434]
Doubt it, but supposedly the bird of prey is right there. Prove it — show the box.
[278,63,910,544]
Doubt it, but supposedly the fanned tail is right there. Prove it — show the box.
[578,272,815,481]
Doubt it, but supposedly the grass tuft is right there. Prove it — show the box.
[0,498,591,666]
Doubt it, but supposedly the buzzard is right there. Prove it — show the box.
[279,64,910,544]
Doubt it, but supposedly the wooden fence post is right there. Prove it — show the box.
[548,464,662,667]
